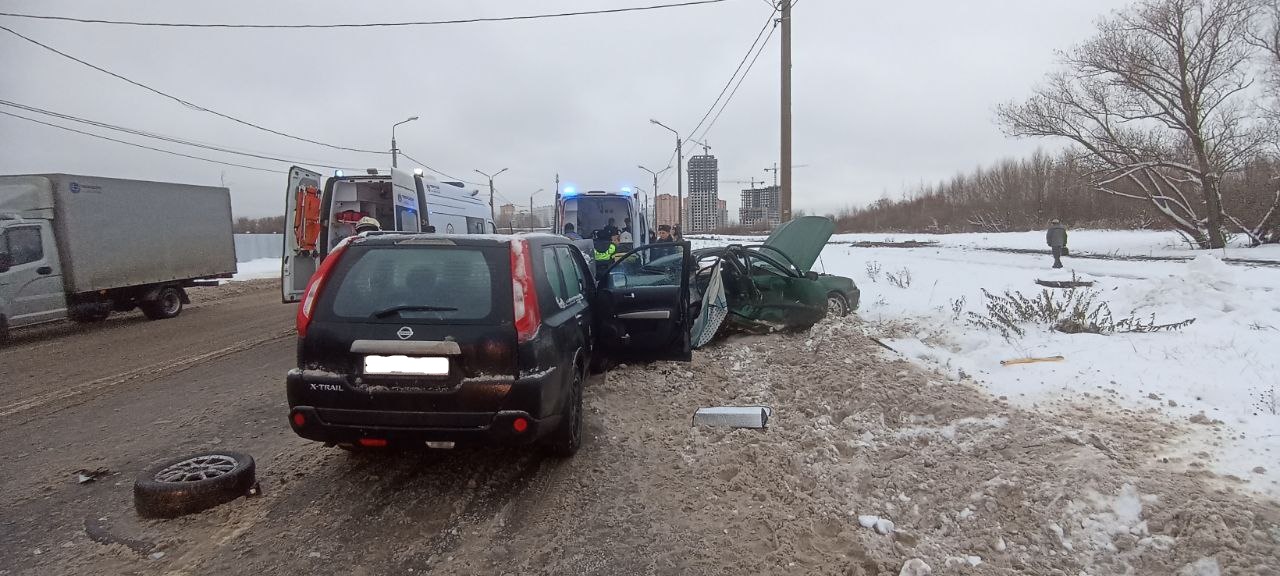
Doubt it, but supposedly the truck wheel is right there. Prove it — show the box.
[133,452,256,519]
[543,362,585,458]
[142,287,184,320]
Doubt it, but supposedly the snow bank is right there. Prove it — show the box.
[230,258,281,282]
[696,232,1280,498]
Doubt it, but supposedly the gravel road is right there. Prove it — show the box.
[1,280,1277,575]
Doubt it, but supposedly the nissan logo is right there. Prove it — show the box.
[396,326,414,340]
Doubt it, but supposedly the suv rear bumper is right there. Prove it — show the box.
[288,405,558,445]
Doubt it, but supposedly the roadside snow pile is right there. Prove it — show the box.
[230,258,280,282]
[840,245,1280,499]
[694,231,1280,498]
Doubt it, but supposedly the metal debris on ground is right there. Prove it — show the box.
[75,467,111,484]
[1000,356,1065,366]
[1036,279,1095,288]
[692,406,772,429]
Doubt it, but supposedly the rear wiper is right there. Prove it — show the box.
[372,304,459,318]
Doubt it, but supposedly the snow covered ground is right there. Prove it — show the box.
[707,229,1280,263]
[229,258,281,282]
[695,230,1280,499]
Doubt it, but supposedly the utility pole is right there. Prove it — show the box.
[529,188,543,232]
[779,0,793,223]
[554,173,560,232]
[475,167,508,225]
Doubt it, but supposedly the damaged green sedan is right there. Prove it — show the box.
[690,216,859,344]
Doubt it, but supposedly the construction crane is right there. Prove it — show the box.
[720,178,767,189]
[764,163,809,188]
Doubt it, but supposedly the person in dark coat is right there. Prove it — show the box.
[1046,219,1068,269]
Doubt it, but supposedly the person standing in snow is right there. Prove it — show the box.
[1046,219,1068,269]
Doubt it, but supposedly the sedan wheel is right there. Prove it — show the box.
[826,292,850,317]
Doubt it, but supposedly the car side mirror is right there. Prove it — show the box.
[609,272,628,289]
[805,271,819,281]
[0,253,12,273]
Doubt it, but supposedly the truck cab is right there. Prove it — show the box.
[282,166,496,303]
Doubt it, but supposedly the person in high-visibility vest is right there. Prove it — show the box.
[592,229,618,262]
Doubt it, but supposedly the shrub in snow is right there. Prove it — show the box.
[967,285,1194,339]
[1253,386,1279,416]
[865,260,882,282]
[886,267,913,289]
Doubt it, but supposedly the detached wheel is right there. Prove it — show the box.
[826,292,850,317]
[142,287,184,320]
[134,452,256,519]
[544,363,584,458]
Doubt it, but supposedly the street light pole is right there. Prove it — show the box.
[649,119,683,234]
[475,167,508,225]
[390,116,419,168]
[638,164,670,228]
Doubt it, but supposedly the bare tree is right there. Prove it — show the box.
[999,0,1277,248]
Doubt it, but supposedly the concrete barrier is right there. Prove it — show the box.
[233,234,283,263]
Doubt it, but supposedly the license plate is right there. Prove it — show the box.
[363,355,449,376]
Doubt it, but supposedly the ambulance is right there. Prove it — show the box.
[282,166,494,302]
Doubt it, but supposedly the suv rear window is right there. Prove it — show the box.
[321,245,508,323]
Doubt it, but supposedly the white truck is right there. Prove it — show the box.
[282,166,495,302]
[0,174,237,342]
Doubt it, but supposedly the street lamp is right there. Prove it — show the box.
[638,164,670,229]
[390,116,419,168]
[475,167,509,225]
[649,119,683,233]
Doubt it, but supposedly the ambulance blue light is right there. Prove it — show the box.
[334,170,344,177]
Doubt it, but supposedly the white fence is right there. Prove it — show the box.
[233,234,283,263]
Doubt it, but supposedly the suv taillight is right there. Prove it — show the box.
[296,240,350,338]
[510,239,541,343]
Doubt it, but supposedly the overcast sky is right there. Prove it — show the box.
[0,0,1121,220]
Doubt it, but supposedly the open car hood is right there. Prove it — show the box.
[761,216,834,273]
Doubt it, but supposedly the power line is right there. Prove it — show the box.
[0,99,360,170]
[656,6,777,188]
[686,8,776,145]
[397,151,483,186]
[694,18,777,143]
[0,24,388,155]
[0,0,733,29]
[0,110,283,173]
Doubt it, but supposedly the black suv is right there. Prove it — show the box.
[286,233,694,456]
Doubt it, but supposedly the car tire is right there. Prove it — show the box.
[133,451,256,519]
[141,287,184,320]
[826,292,850,317]
[543,362,584,458]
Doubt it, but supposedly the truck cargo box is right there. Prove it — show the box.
[0,174,236,293]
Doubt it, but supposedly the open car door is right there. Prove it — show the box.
[593,242,694,362]
[282,166,323,303]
